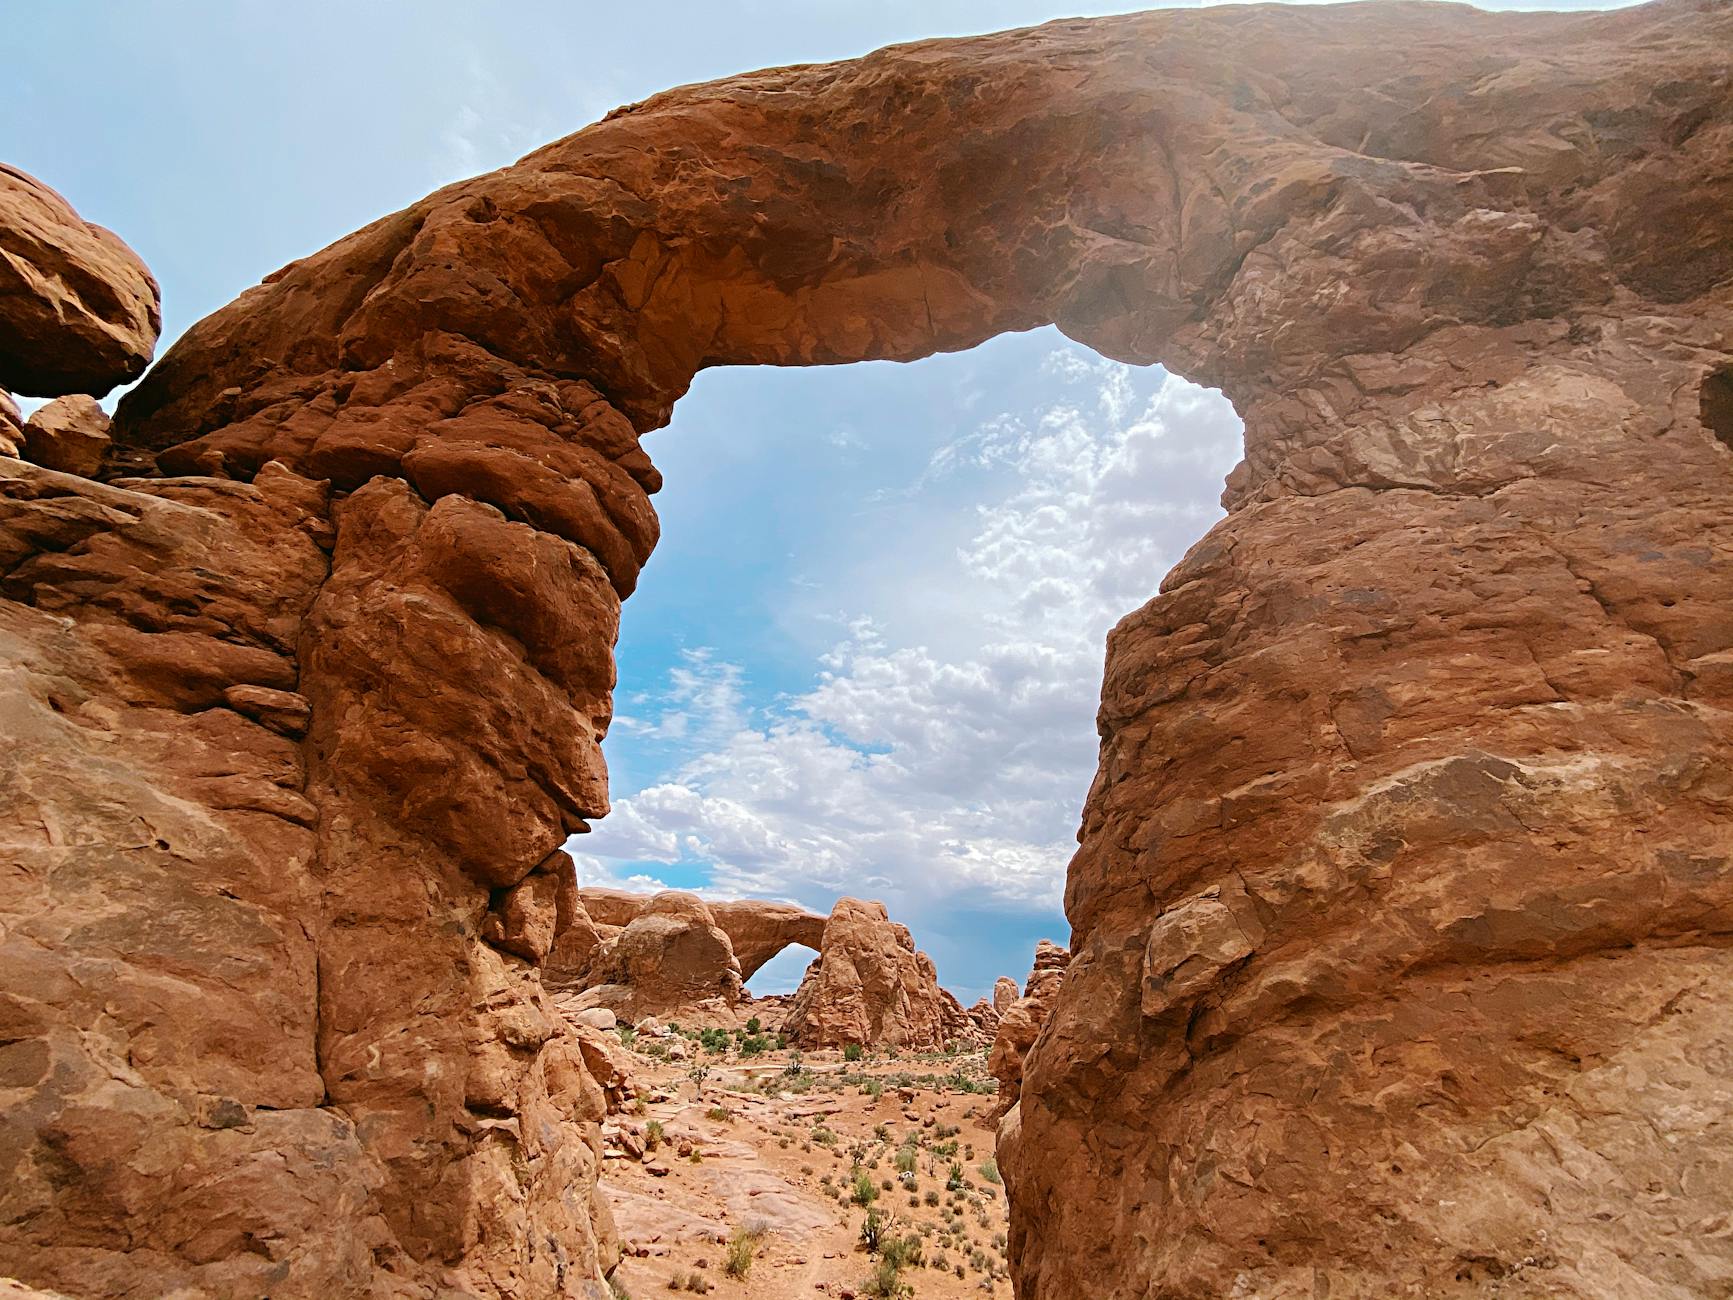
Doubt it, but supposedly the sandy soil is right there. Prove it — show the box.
[601,1026,1011,1300]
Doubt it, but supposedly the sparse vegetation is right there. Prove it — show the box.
[644,1119,664,1152]
[723,1225,765,1279]
[979,1157,1001,1185]
[851,1169,879,1206]
[844,1042,865,1062]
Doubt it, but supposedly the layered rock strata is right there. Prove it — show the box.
[2,0,1729,1296]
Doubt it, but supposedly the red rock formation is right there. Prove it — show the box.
[570,891,744,1023]
[991,976,1020,1016]
[21,394,111,477]
[987,940,1072,1120]
[569,887,825,985]
[0,165,159,397]
[707,898,827,983]
[549,888,826,1019]
[784,898,967,1050]
[4,0,1730,1295]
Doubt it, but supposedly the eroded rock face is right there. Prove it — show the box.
[570,892,744,1023]
[987,940,1071,1120]
[5,0,1731,1295]
[22,394,111,477]
[549,888,826,1020]
[0,165,160,397]
[784,898,967,1050]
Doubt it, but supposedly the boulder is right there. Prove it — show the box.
[991,975,1019,1015]
[21,393,110,477]
[571,892,743,1022]
[0,164,160,396]
[783,898,964,1050]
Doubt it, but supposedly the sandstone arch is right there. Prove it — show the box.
[2,2,1730,1297]
[576,888,826,985]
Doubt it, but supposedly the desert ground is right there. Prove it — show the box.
[600,1019,1009,1300]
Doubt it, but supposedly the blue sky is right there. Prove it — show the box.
[5,0,1631,1001]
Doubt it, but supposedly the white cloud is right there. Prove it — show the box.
[571,346,1242,929]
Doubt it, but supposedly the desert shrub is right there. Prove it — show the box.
[894,1145,918,1175]
[644,1120,664,1152]
[851,1170,879,1207]
[924,1189,940,1207]
[609,1277,631,1300]
[979,1157,1000,1184]
[705,1106,734,1123]
[745,1016,762,1034]
[946,1161,964,1192]
[618,1026,637,1047]
[881,1233,923,1270]
[861,1257,911,1299]
[784,1052,806,1076]
[740,1033,769,1056]
[844,1042,865,1062]
[723,1226,764,1279]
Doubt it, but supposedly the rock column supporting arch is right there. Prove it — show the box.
[2,1,1730,1296]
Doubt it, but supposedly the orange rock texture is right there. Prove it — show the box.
[987,940,1071,1120]
[784,898,975,1050]
[1,0,1730,1296]
[0,165,159,397]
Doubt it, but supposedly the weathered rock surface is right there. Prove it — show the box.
[0,165,160,397]
[4,0,1731,1296]
[570,892,744,1023]
[0,388,21,456]
[991,976,1020,1016]
[21,393,111,477]
[707,898,827,982]
[565,888,826,988]
[784,899,967,1050]
[987,940,1071,1121]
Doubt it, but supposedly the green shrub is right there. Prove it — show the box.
[745,1016,762,1034]
[843,1042,865,1062]
[851,1170,878,1207]
[740,1033,769,1055]
[644,1120,664,1152]
[881,1233,923,1270]
[979,1157,1001,1185]
[946,1161,964,1192]
[861,1257,911,1300]
[723,1226,763,1279]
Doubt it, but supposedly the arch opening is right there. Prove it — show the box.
[566,326,1245,1006]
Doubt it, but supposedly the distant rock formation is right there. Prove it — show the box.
[991,975,1020,1015]
[569,891,744,1023]
[988,939,1072,1119]
[783,898,972,1050]
[547,887,827,1026]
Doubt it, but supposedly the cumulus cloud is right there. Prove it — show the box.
[569,345,1241,962]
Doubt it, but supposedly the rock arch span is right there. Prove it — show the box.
[1,1,1730,1297]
